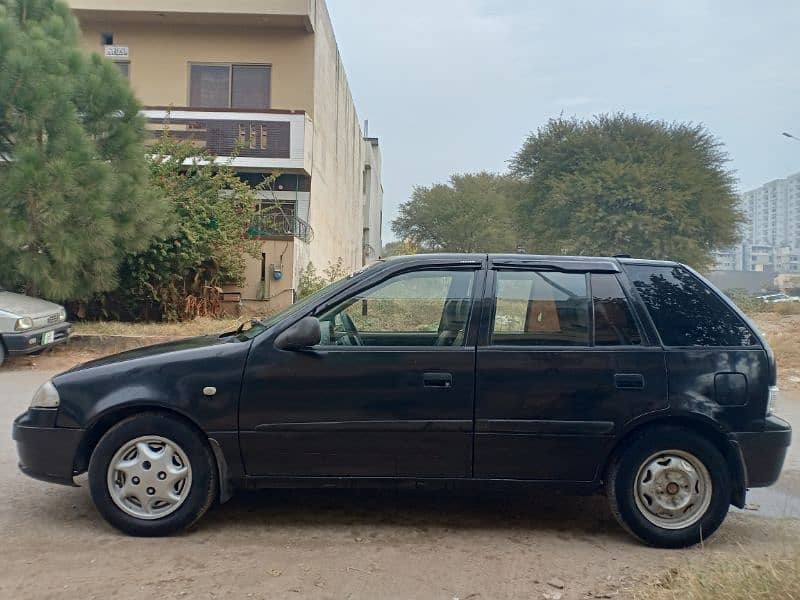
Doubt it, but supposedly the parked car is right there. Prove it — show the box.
[0,287,70,367]
[756,293,800,303]
[13,254,791,547]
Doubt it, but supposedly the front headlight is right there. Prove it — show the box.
[58,307,66,322]
[14,317,33,331]
[767,385,779,415]
[30,381,60,408]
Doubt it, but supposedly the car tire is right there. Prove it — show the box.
[0,341,5,367]
[88,412,217,536]
[607,426,730,548]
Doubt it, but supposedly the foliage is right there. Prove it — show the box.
[381,239,424,257]
[510,114,743,269]
[0,0,166,300]
[105,134,261,321]
[391,172,519,253]
[297,257,347,299]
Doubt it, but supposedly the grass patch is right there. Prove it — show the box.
[638,552,800,599]
[71,317,246,338]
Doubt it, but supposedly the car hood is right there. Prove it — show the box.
[63,333,240,373]
[0,291,63,318]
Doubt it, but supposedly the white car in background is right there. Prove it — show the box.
[756,293,800,303]
[0,287,70,367]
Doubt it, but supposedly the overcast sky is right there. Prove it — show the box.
[327,0,800,242]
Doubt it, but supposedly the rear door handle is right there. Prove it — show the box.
[423,372,453,388]
[615,373,645,390]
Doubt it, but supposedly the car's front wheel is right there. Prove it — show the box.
[607,426,730,548]
[88,412,217,536]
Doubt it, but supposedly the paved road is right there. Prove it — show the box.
[1,368,797,600]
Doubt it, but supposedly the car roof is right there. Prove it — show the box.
[383,253,681,268]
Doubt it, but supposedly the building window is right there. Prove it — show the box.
[189,64,271,109]
[101,32,114,45]
[114,62,130,79]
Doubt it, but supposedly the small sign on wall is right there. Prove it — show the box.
[103,45,129,59]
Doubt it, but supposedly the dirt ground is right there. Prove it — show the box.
[1,314,799,599]
[749,312,800,393]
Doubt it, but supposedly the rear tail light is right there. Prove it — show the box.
[767,385,779,415]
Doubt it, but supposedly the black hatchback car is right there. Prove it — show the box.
[13,254,791,547]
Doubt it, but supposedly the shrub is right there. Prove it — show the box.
[297,258,348,299]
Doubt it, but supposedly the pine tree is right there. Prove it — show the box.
[0,0,167,300]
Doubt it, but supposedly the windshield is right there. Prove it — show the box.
[237,262,382,339]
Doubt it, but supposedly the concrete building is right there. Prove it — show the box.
[712,171,800,272]
[68,0,383,311]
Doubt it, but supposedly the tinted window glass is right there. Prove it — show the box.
[625,265,756,347]
[231,65,271,108]
[190,65,229,108]
[592,274,642,346]
[492,271,589,346]
[318,270,475,347]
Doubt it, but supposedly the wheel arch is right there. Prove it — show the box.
[603,413,746,508]
[74,404,231,503]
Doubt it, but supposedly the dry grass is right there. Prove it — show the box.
[71,317,246,338]
[749,312,800,392]
[637,552,800,600]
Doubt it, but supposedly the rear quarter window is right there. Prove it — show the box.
[624,264,757,347]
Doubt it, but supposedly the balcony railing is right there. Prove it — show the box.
[248,212,314,243]
[142,107,311,172]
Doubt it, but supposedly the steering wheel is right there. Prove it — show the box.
[340,313,362,346]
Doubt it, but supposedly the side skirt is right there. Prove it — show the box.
[234,476,603,495]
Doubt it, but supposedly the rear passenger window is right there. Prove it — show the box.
[592,274,642,346]
[492,271,589,346]
[625,265,756,347]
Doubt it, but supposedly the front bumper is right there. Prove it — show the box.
[12,409,83,486]
[731,415,792,488]
[2,322,71,355]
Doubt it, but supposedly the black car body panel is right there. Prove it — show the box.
[13,253,791,510]
[53,335,250,432]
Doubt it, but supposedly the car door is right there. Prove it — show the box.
[474,259,668,482]
[238,260,485,478]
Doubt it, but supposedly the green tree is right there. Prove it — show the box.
[510,114,742,268]
[108,134,261,320]
[0,0,166,300]
[391,172,519,253]
[381,239,423,257]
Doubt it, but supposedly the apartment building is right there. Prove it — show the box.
[68,0,383,310]
[712,171,800,272]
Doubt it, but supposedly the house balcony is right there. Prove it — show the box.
[142,107,312,174]
[248,211,314,244]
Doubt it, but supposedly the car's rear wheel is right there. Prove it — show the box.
[0,341,5,367]
[88,412,217,536]
[607,426,730,548]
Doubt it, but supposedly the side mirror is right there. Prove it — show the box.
[274,316,321,350]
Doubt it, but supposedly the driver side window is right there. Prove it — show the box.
[317,269,476,347]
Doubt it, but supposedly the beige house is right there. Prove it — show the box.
[68,0,383,311]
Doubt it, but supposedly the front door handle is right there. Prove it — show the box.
[423,372,453,388]
[615,373,645,390]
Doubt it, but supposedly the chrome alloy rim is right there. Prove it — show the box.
[106,435,192,520]
[634,450,712,530]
